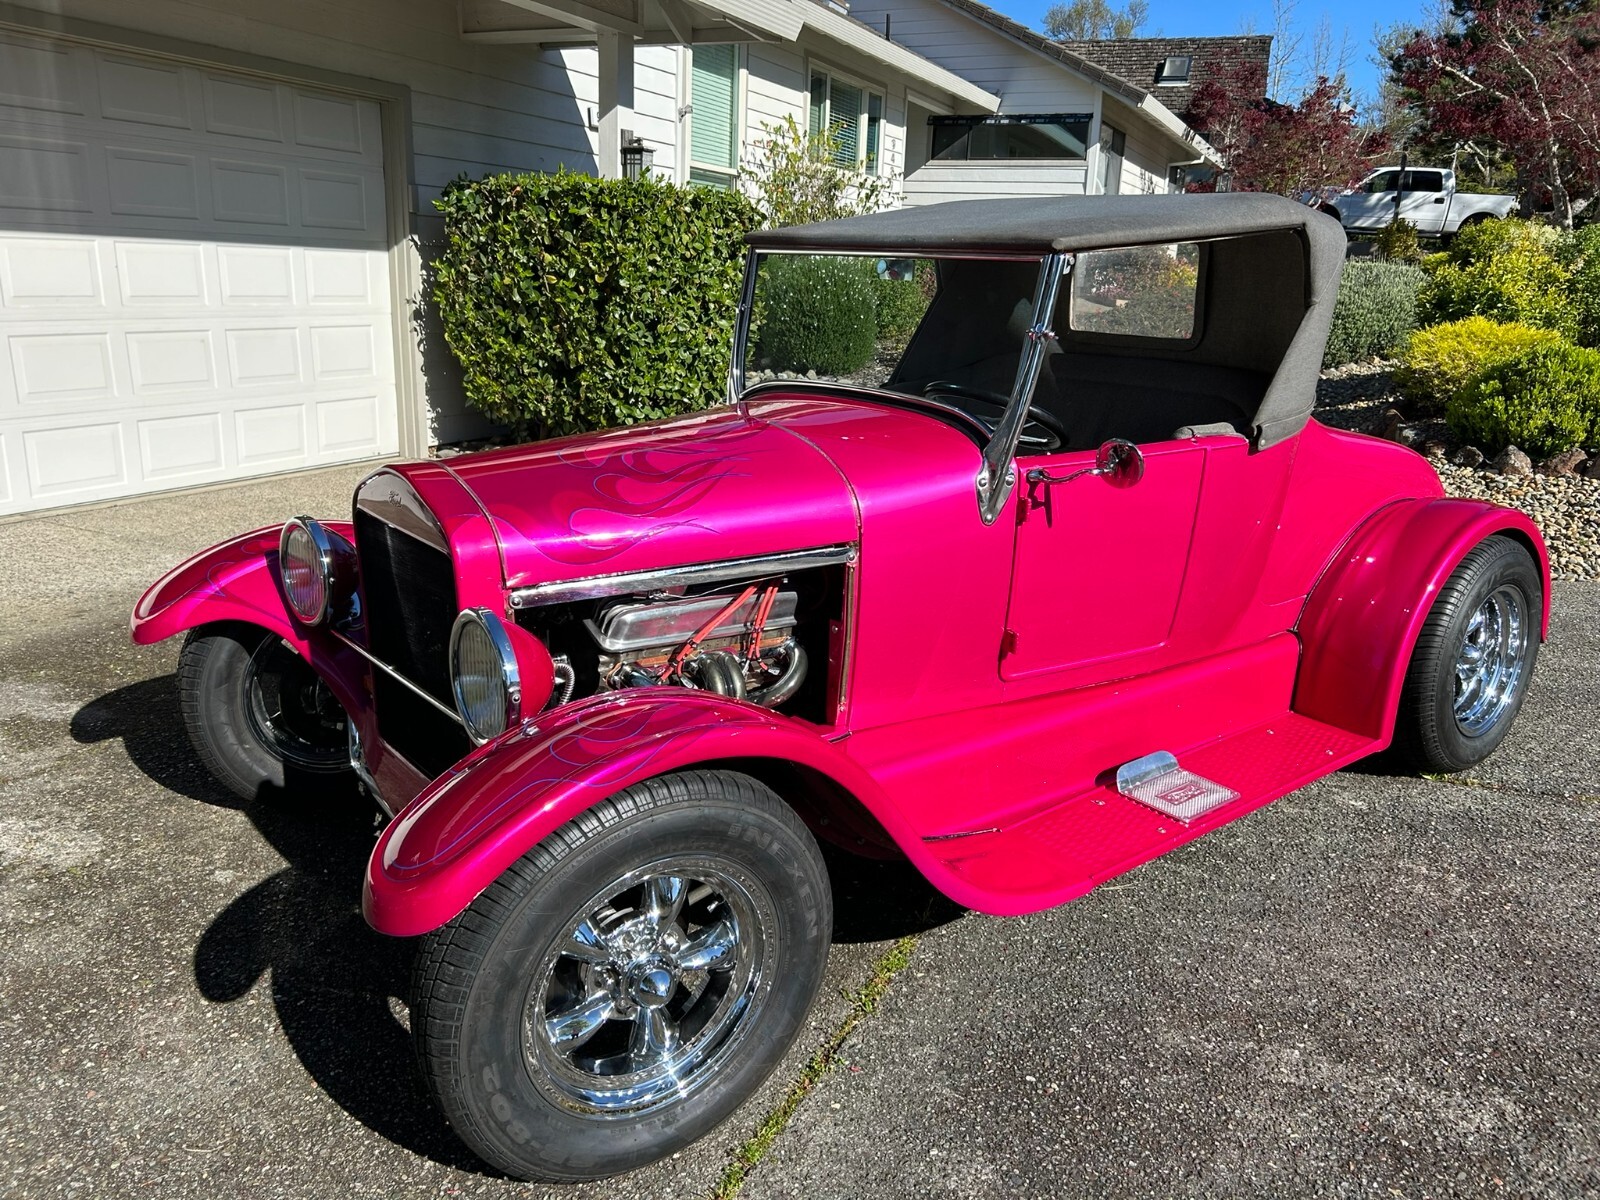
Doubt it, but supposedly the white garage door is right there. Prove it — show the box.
[0,32,399,516]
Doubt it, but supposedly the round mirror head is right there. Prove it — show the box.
[1096,438,1145,487]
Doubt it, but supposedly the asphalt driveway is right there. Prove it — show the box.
[2,463,1597,1200]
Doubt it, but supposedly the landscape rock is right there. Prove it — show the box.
[1380,407,1407,442]
[1538,448,1588,477]
[1421,438,1448,459]
[1580,456,1600,481]
[1492,446,1535,477]
[1453,445,1486,468]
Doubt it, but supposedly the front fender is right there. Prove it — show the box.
[128,522,367,717]
[1294,498,1550,742]
[362,690,917,937]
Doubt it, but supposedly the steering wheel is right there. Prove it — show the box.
[921,381,1066,452]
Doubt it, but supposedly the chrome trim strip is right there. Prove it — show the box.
[922,827,1000,842]
[327,627,466,727]
[508,544,858,607]
[729,250,759,405]
[977,251,1071,526]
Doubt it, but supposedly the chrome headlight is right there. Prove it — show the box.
[450,608,522,744]
[279,517,340,625]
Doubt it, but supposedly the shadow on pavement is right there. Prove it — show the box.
[71,675,490,1175]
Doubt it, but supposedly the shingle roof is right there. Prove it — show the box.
[1055,36,1274,123]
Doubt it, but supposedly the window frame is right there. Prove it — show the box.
[926,112,1095,163]
[807,62,887,176]
[688,42,744,188]
[1155,55,1193,85]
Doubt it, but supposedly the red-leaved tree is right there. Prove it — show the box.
[1391,0,1600,227]
[1186,62,1389,197]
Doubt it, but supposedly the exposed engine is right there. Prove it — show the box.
[584,585,808,707]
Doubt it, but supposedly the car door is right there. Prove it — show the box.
[1002,436,1205,683]
[1399,169,1449,234]
[1344,170,1400,228]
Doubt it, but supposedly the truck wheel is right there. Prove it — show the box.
[177,622,353,803]
[1393,536,1541,773]
[410,769,832,1182]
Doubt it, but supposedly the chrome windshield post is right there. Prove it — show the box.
[976,251,1072,525]
[728,250,760,407]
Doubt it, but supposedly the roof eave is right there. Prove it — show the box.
[800,4,1000,113]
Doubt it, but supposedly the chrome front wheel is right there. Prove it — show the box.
[411,770,831,1182]
[1452,584,1530,737]
[527,863,768,1116]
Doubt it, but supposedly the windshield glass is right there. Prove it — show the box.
[742,253,1043,398]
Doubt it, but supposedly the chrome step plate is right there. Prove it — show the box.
[1115,751,1239,825]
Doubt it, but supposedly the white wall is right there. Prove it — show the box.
[904,162,1089,206]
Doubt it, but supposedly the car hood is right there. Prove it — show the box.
[433,403,868,592]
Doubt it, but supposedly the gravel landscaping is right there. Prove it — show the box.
[1316,360,1600,580]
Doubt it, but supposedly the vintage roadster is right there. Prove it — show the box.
[131,194,1548,1181]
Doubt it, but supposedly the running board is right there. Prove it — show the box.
[1115,751,1238,824]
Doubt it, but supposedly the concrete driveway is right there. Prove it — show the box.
[2,463,1597,1200]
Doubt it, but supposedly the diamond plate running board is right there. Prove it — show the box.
[1115,751,1240,825]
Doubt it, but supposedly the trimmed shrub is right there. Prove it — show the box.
[1395,317,1564,412]
[1418,217,1576,337]
[431,170,758,438]
[1373,218,1423,265]
[1446,341,1600,457]
[1322,260,1425,368]
[754,255,877,376]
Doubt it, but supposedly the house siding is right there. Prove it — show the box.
[903,162,1089,206]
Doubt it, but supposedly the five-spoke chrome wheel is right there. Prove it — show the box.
[1452,584,1529,737]
[410,770,831,1182]
[1397,535,1542,773]
[527,864,765,1115]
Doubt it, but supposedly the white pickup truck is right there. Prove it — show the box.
[1321,167,1518,237]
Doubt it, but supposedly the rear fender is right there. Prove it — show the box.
[128,523,367,716]
[363,690,923,937]
[1294,498,1550,742]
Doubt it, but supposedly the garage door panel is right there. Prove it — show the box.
[1,38,397,514]
[97,55,193,130]
[0,433,11,502]
[116,241,209,305]
[0,236,104,307]
[236,404,307,467]
[0,33,86,116]
[23,420,126,497]
[11,332,117,405]
[137,411,225,480]
[0,135,93,213]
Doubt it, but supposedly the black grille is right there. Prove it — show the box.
[354,508,472,778]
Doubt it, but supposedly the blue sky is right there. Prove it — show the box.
[994,0,1435,106]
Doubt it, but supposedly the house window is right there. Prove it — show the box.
[1097,123,1126,194]
[808,68,885,174]
[928,113,1093,161]
[1156,56,1192,85]
[690,44,738,187]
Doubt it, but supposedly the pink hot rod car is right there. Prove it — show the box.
[132,194,1548,1181]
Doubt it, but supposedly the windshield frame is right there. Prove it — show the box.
[730,246,1064,524]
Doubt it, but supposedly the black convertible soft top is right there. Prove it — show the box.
[746,194,1347,449]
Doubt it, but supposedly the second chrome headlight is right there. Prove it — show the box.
[450,608,521,744]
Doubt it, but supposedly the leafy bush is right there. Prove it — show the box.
[871,264,933,354]
[755,255,877,375]
[1322,260,1425,367]
[1418,217,1576,337]
[1395,317,1564,411]
[737,116,893,229]
[1447,342,1600,457]
[1373,218,1423,264]
[431,171,758,438]
[1561,224,1600,349]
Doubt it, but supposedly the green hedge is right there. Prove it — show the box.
[1322,260,1425,368]
[1447,342,1600,457]
[431,171,758,437]
[1417,217,1577,339]
[754,255,877,376]
[1396,316,1564,413]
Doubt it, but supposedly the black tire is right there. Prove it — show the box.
[177,622,354,803]
[1393,536,1541,773]
[411,769,832,1182]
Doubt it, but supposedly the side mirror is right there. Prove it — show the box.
[1095,438,1144,487]
[1026,438,1145,489]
